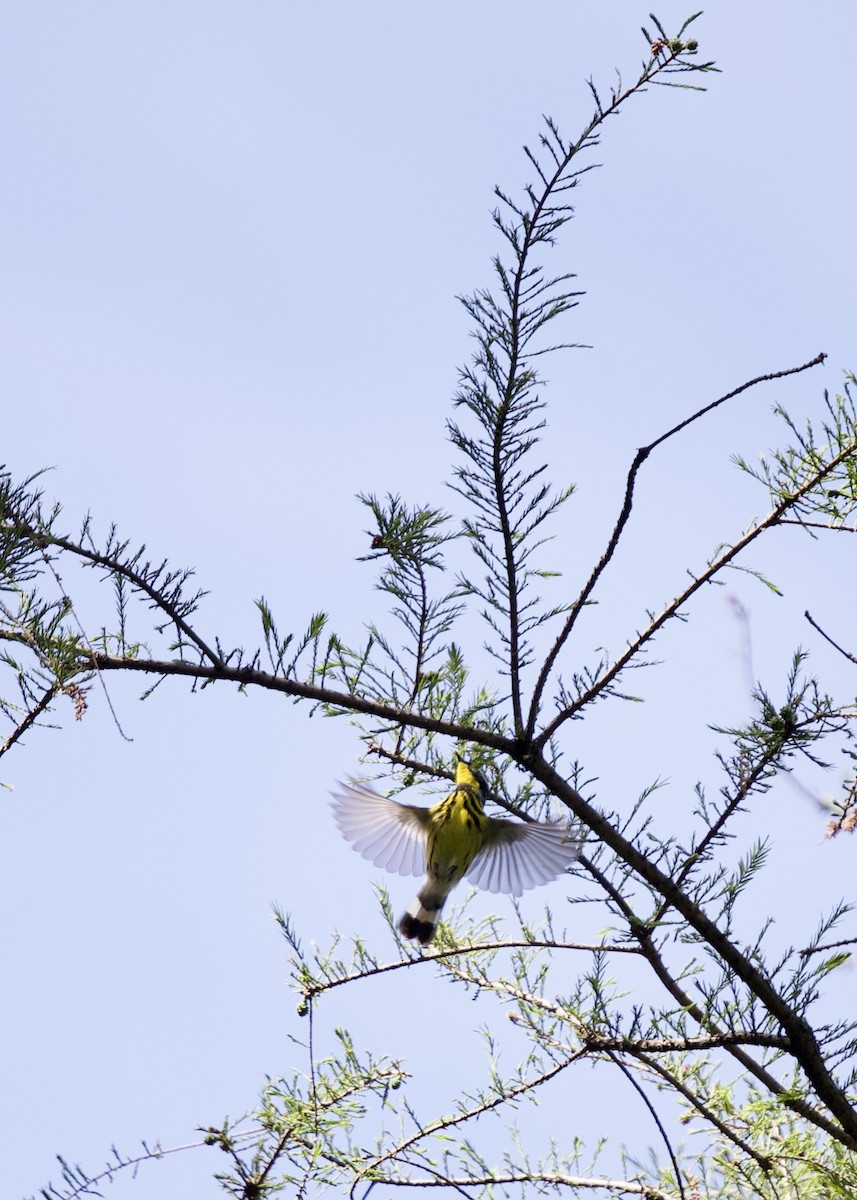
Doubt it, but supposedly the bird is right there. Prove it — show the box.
[331,760,580,945]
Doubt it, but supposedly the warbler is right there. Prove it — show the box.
[331,760,580,945]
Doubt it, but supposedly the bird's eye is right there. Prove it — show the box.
[472,767,490,795]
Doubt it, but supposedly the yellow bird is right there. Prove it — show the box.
[332,760,580,945]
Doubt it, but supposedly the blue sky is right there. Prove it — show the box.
[2,4,857,1197]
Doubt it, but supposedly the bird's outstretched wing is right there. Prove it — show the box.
[465,817,580,897]
[331,782,430,877]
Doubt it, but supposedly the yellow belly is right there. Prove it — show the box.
[427,799,485,884]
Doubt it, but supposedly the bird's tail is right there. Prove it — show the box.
[398,881,447,945]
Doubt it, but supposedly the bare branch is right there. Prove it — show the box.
[805,610,857,665]
[379,1170,676,1197]
[527,352,827,739]
[798,936,856,960]
[582,854,856,1149]
[0,684,57,759]
[537,422,854,745]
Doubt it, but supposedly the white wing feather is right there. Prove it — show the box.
[331,782,429,877]
[465,818,580,897]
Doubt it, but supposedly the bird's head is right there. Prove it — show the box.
[456,759,491,801]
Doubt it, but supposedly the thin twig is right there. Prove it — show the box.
[651,729,788,926]
[0,684,57,759]
[526,352,827,740]
[364,1052,581,1178]
[609,1052,687,1200]
[21,521,224,669]
[631,1049,771,1172]
[536,418,852,747]
[376,1170,675,1197]
[805,611,857,664]
[366,743,452,783]
[36,543,133,742]
[298,936,640,1001]
[383,1156,475,1198]
[40,1135,216,1200]
[798,935,856,959]
[480,974,789,1054]
[308,995,319,1135]
[780,519,857,532]
[580,852,857,1149]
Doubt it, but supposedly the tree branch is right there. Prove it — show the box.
[532,766,857,1146]
[582,855,855,1146]
[0,683,57,759]
[526,353,827,740]
[805,610,857,665]
[14,520,224,669]
[536,418,853,746]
